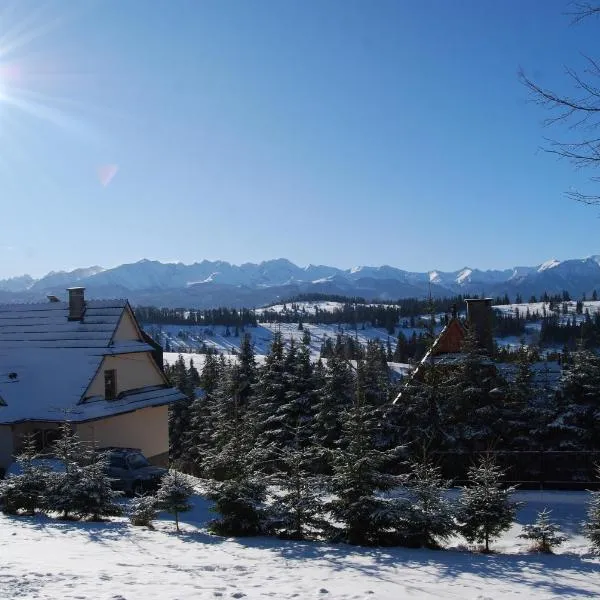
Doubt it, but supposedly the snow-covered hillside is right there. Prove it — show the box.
[1,489,598,599]
[146,320,426,364]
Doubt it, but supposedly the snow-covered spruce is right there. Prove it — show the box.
[43,423,121,520]
[585,470,600,553]
[70,452,123,521]
[129,495,159,528]
[267,443,328,540]
[326,384,401,546]
[394,459,456,549]
[0,435,50,515]
[458,456,520,553]
[208,477,267,537]
[156,471,194,532]
[519,508,567,553]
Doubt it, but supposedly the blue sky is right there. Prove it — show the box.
[0,0,598,278]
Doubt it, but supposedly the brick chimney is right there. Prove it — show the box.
[67,287,86,321]
[465,298,494,354]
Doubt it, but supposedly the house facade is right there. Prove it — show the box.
[0,288,184,470]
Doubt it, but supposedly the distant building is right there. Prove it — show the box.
[393,298,495,404]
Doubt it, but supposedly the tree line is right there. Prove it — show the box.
[162,328,600,547]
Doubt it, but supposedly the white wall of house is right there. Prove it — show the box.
[85,353,164,399]
[112,308,141,342]
[0,425,14,469]
[76,405,169,460]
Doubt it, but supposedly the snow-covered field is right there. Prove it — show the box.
[1,489,598,599]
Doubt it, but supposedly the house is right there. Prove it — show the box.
[0,288,185,470]
[393,298,495,404]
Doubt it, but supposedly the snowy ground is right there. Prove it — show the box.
[1,489,598,599]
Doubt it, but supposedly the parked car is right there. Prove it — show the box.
[99,447,167,496]
[3,448,165,497]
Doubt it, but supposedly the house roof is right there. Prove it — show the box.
[0,300,128,348]
[0,298,184,424]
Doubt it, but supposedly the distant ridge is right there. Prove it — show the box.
[2,256,600,308]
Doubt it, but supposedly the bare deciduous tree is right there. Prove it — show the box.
[519,2,600,204]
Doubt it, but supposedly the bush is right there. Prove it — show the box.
[129,495,159,528]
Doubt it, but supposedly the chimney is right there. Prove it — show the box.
[465,298,494,354]
[67,287,86,321]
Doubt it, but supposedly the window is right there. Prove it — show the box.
[104,369,117,400]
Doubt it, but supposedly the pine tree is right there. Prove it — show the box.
[168,355,194,461]
[458,456,520,552]
[268,435,327,540]
[180,353,223,474]
[395,459,456,548]
[585,468,600,553]
[312,356,355,472]
[327,387,400,545]
[444,329,504,452]
[552,344,600,450]
[205,363,267,536]
[0,435,50,515]
[44,424,121,520]
[519,508,567,553]
[156,471,194,532]
[72,452,122,521]
[44,422,88,519]
[129,495,159,528]
[504,347,538,450]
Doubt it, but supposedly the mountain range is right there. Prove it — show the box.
[2,256,600,308]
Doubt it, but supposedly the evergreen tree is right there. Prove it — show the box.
[180,353,223,473]
[585,468,600,553]
[503,347,538,450]
[268,434,327,540]
[327,387,400,545]
[43,423,121,520]
[444,329,504,452]
[395,459,456,548]
[168,355,194,461]
[156,471,194,532]
[458,457,520,552]
[205,362,267,536]
[552,345,600,450]
[312,356,355,471]
[129,495,159,528]
[519,508,567,553]
[44,422,89,519]
[72,452,122,521]
[0,435,50,515]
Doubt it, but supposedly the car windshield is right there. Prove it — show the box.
[127,454,150,469]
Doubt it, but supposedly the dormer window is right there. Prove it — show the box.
[104,369,117,400]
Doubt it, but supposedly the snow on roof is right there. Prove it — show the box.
[0,299,178,423]
[0,348,103,423]
[0,299,127,348]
